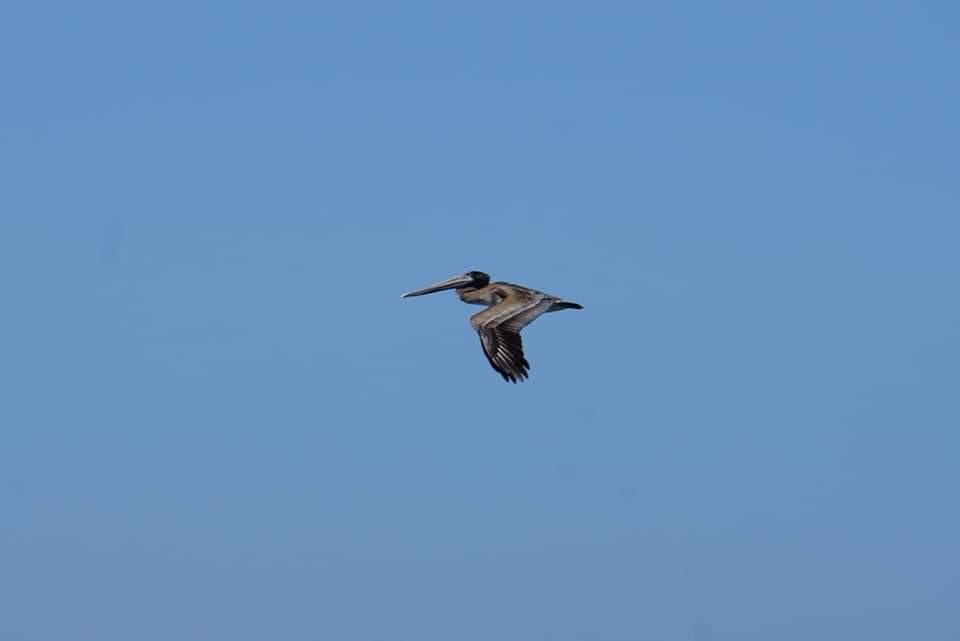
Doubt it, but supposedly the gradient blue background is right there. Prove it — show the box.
[3,2,959,640]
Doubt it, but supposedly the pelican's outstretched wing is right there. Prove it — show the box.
[470,290,558,383]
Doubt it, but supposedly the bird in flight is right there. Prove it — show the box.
[401,271,583,382]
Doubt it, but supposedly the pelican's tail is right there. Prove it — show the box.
[550,300,583,311]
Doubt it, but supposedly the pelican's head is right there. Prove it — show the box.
[401,271,490,298]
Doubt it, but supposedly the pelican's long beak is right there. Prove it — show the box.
[401,274,474,298]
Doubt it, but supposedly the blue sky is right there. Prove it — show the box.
[2,2,959,640]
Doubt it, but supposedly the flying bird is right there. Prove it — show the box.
[401,271,583,382]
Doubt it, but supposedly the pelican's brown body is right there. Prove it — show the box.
[401,271,583,382]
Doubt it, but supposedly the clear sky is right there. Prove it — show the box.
[2,2,959,640]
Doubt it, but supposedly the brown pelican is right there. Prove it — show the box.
[401,271,583,383]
